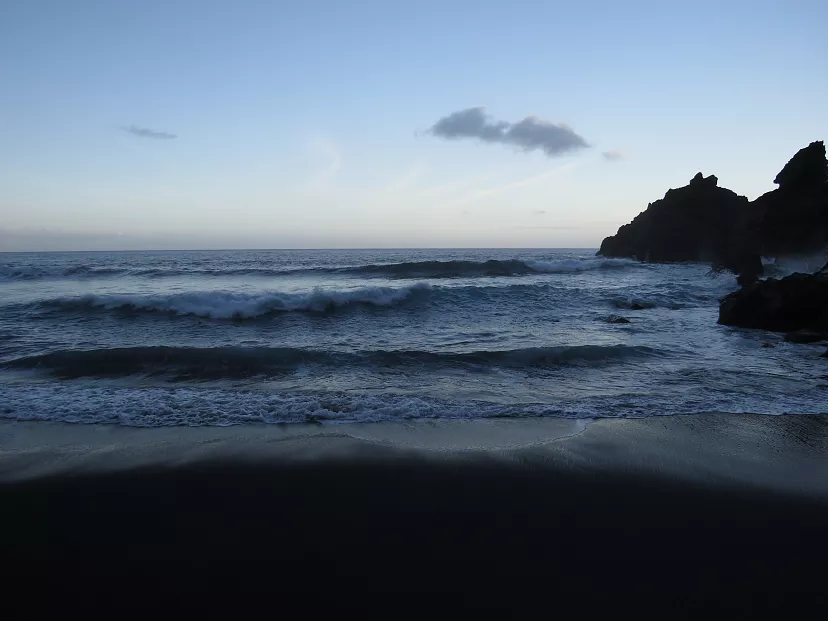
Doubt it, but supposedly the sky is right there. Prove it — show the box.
[1,0,827,251]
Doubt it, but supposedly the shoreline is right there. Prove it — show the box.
[2,413,827,493]
[3,413,828,602]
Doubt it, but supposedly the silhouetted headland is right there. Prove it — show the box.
[599,140,828,342]
[598,140,828,276]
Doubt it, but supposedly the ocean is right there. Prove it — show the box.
[1,248,826,426]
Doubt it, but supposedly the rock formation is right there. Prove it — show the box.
[750,141,828,258]
[718,271,828,334]
[598,141,828,273]
[597,173,750,266]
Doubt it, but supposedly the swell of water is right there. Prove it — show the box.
[0,256,640,281]
[5,344,661,379]
[1,248,826,426]
[34,283,430,318]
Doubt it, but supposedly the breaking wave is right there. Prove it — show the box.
[4,344,661,379]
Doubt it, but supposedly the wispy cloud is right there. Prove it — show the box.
[429,107,589,157]
[415,171,496,199]
[317,139,342,177]
[376,164,426,195]
[122,125,177,140]
[299,136,343,189]
[602,149,625,161]
[444,162,579,210]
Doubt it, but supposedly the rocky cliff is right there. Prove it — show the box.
[598,141,828,271]
[749,141,828,257]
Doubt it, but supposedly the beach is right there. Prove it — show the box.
[3,413,827,606]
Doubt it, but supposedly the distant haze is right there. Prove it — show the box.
[1,0,826,251]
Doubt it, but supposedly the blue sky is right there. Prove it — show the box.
[1,0,826,250]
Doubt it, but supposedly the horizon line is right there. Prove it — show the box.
[0,246,599,254]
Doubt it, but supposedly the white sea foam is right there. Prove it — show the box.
[524,258,640,273]
[0,383,576,427]
[45,283,431,318]
[1,382,822,429]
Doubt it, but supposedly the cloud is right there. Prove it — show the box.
[310,136,341,180]
[602,149,624,161]
[122,125,177,140]
[376,164,425,195]
[429,107,589,157]
[453,162,578,205]
[317,139,341,177]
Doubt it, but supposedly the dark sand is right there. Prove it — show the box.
[2,414,828,609]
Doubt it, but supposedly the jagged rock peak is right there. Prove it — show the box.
[690,172,718,187]
[773,140,827,191]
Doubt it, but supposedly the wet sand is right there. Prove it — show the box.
[2,414,828,608]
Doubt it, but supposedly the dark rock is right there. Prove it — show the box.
[773,141,828,192]
[598,173,750,264]
[784,330,828,344]
[613,299,656,310]
[749,188,828,257]
[760,342,775,348]
[745,141,828,258]
[690,172,719,187]
[726,253,763,287]
[598,140,828,267]
[719,272,828,333]
[606,316,631,324]
[822,349,828,358]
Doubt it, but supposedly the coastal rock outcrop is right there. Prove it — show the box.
[598,173,750,265]
[718,272,828,333]
[749,141,828,257]
[773,140,828,192]
[599,141,828,272]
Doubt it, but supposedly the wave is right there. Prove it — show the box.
[0,265,119,281]
[4,344,660,380]
[35,284,430,319]
[0,264,308,281]
[22,280,716,322]
[611,297,660,310]
[524,258,640,274]
[1,257,641,282]
[0,264,310,281]
[343,257,639,279]
[0,383,589,426]
[608,285,733,310]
